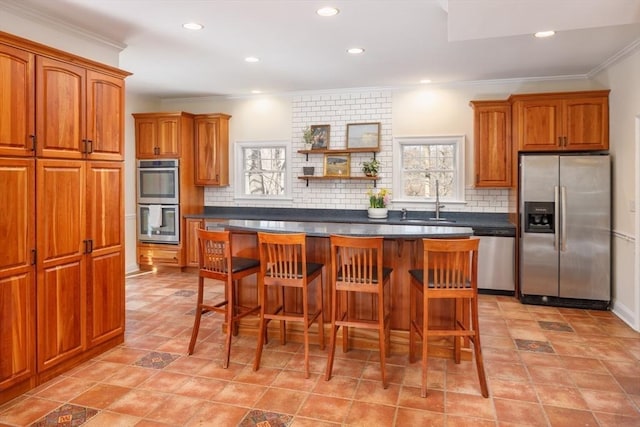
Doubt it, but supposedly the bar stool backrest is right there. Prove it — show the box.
[424,238,479,292]
[258,232,308,286]
[198,229,233,281]
[331,234,384,291]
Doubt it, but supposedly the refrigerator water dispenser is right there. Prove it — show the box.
[524,201,554,233]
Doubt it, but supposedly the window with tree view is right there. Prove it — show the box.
[395,136,464,201]
[239,144,287,197]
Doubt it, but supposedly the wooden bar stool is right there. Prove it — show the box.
[188,229,261,368]
[325,235,392,388]
[253,232,324,378]
[408,237,488,398]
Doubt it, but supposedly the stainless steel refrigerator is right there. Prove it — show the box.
[519,154,611,309]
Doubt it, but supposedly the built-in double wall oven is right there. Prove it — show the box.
[137,159,180,243]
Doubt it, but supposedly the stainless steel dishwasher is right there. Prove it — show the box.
[474,228,516,294]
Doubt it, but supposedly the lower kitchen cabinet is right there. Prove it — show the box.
[87,162,124,347]
[36,159,87,371]
[0,158,36,394]
[0,157,124,404]
[185,218,204,267]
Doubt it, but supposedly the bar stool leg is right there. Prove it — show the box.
[188,277,205,355]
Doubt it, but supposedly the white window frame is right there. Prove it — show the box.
[234,140,292,203]
[392,135,466,207]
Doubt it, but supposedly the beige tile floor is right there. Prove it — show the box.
[1,270,639,426]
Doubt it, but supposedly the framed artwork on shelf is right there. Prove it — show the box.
[346,122,380,149]
[324,153,350,177]
[310,124,330,149]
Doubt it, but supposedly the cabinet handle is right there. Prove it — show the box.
[564,136,567,147]
[31,249,37,265]
[87,139,93,154]
[558,136,562,146]
[29,135,36,151]
[88,239,94,253]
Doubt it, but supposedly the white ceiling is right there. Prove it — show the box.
[4,0,640,98]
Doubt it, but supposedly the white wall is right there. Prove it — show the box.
[593,50,640,330]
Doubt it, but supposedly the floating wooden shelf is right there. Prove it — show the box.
[298,175,379,187]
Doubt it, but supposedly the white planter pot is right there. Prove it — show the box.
[367,207,388,219]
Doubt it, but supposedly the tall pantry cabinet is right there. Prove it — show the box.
[0,32,129,404]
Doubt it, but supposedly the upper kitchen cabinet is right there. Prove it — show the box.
[0,44,35,157]
[470,100,512,188]
[36,58,126,161]
[511,90,610,152]
[134,112,195,158]
[0,32,128,161]
[194,113,231,186]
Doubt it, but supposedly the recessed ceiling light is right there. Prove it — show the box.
[251,90,262,94]
[347,47,365,55]
[534,30,555,38]
[420,79,432,84]
[317,7,339,17]
[245,56,260,63]
[182,22,203,30]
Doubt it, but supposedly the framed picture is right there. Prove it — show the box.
[310,124,330,149]
[346,122,380,149]
[324,153,350,177]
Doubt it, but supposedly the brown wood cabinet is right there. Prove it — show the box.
[185,218,204,267]
[470,100,512,188]
[511,90,610,152]
[134,112,194,158]
[0,158,36,393]
[32,57,125,161]
[0,31,128,404]
[194,114,231,186]
[86,162,124,347]
[0,44,35,157]
[36,160,87,371]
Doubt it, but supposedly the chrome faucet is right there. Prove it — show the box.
[401,208,408,220]
[432,179,445,220]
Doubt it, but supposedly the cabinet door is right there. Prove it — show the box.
[36,159,86,371]
[135,117,157,158]
[515,99,563,151]
[564,96,609,151]
[86,162,124,347]
[36,57,86,159]
[157,116,180,157]
[0,158,36,390]
[0,44,35,157]
[194,116,229,185]
[86,70,125,161]
[186,219,203,267]
[472,102,512,187]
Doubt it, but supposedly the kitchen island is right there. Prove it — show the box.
[214,219,475,357]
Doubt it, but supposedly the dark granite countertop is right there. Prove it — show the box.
[223,219,473,239]
[185,207,516,237]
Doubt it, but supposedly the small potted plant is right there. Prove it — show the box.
[361,158,380,177]
[366,187,390,218]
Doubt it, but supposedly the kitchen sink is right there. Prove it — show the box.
[400,219,456,225]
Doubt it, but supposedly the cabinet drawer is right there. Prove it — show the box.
[138,246,181,266]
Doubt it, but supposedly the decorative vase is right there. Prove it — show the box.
[367,207,388,219]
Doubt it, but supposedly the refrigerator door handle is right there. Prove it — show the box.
[561,186,567,252]
[554,185,560,250]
